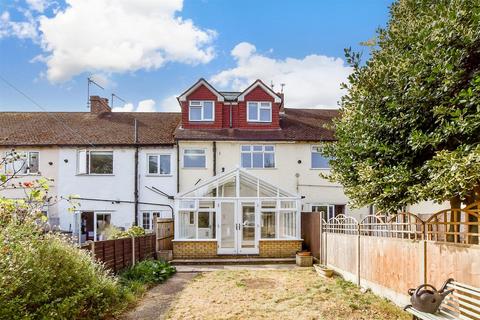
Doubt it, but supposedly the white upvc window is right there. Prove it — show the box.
[77,150,113,175]
[312,204,336,221]
[4,151,39,175]
[260,200,298,240]
[311,146,331,169]
[178,200,216,239]
[189,100,214,121]
[241,145,275,168]
[147,154,171,175]
[183,149,206,168]
[247,101,272,122]
[141,211,161,230]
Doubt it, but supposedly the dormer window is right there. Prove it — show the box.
[247,101,272,122]
[189,100,214,121]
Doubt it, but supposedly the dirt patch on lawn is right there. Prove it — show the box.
[166,269,409,320]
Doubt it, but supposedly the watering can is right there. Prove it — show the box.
[407,279,454,314]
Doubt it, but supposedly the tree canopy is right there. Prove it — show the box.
[323,0,480,211]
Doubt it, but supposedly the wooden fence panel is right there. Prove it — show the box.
[326,233,358,276]
[301,212,320,259]
[427,242,480,288]
[155,219,174,251]
[360,237,422,296]
[80,234,156,273]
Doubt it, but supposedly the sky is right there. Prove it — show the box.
[0,0,392,112]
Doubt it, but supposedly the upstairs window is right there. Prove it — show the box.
[189,101,214,121]
[147,154,171,175]
[247,101,272,122]
[78,150,113,175]
[311,146,330,169]
[4,151,39,175]
[241,145,275,168]
[183,149,206,168]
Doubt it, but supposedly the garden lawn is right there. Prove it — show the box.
[166,269,409,320]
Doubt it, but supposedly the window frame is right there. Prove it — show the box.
[183,148,207,169]
[146,154,171,176]
[247,101,272,123]
[311,146,330,169]
[188,100,215,122]
[240,145,275,169]
[77,150,114,175]
[4,151,40,175]
[141,211,162,230]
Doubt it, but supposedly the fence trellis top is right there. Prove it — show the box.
[323,202,480,245]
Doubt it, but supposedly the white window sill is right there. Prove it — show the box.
[75,174,115,176]
[242,167,277,170]
[259,238,303,241]
[247,121,272,124]
[182,167,207,170]
[145,174,173,177]
[172,239,217,242]
[310,168,331,171]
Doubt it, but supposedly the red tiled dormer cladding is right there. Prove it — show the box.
[181,82,281,130]
[181,84,224,129]
[237,86,280,129]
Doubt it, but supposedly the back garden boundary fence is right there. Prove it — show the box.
[309,203,480,306]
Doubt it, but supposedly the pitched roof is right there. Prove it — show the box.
[175,108,338,142]
[0,112,181,146]
[219,91,241,101]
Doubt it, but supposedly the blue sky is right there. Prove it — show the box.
[0,0,392,112]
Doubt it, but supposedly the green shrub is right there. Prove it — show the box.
[119,260,176,285]
[0,223,125,320]
[105,225,146,240]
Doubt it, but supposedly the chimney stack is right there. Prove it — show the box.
[90,96,111,113]
[277,92,285,112]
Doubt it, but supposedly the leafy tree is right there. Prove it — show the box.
[323,0,480,212]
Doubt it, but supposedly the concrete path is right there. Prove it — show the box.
[121,272,197,320]
[175,264,300,272]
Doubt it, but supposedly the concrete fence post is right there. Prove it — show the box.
[357,223,361,287]
[154,217,159,254]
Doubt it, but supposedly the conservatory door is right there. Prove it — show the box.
[218,201,237,254]
[217,201,259,255]
[238,202,259,254]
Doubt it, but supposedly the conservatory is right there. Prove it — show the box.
[173,168,302,259]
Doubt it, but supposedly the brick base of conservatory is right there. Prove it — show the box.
[172,240,302,259]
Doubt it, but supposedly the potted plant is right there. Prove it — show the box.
[314,264,334,278]
[296,251,313,267]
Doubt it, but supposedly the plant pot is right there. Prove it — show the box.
[314,264,334,278]
[296,251,311,256]
[296,253,313,267]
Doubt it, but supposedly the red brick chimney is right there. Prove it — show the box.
[90,96,111,113]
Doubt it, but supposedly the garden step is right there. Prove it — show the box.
[171,258,295,265]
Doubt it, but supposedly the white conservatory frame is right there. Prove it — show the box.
[174,168,301,255]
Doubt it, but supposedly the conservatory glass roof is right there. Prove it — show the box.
[176,168,299,199]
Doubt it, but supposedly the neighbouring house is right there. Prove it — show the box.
[0,96,179,242]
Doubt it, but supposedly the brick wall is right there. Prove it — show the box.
[172,240,302,259]
[259,240,302,258]
[173,241,218,259]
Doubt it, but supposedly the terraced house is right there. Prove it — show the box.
[0,79,369,258]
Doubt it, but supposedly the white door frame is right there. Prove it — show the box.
[217,200,237,254]
[217,200,260,255]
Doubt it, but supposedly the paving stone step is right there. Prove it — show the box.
[171,257,296,265]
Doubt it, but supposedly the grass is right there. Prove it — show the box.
[166,269,409,320]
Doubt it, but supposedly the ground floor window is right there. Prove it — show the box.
[311,204,345,221]
[141,211,162,230]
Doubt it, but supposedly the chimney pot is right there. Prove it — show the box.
[90,96,111,113]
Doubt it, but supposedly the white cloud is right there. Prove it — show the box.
[26,0,53,12]
[159,94,180,112]
[211,42,352,109]
[112,99,157,112]
[0,11,38,40]
[35,0,216,82]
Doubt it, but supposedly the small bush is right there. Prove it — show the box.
[105,225,146,240]
[119,260,176,285]
[0,223,125,320]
